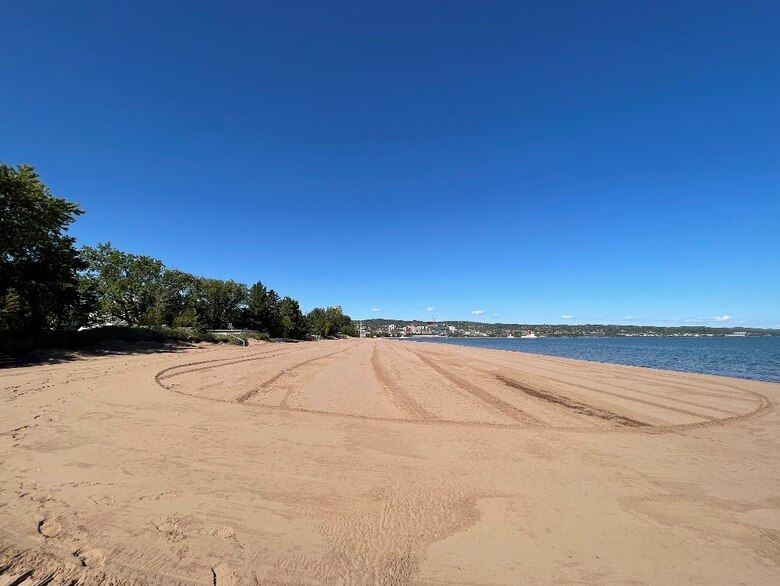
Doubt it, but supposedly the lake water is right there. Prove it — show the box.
[400,336,780,383]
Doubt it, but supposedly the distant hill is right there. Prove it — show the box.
[359,318,779,337]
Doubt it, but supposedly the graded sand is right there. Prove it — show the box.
[1,339,778,584]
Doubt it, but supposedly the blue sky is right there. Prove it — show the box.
[2,1,778,327]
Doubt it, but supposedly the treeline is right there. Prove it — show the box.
[0,163,356,340]
[78,242,358,338]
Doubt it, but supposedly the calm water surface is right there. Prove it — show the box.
[400,336,780,383]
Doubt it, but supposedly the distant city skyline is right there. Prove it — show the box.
[2,1,778,327]
[355,308,777,329]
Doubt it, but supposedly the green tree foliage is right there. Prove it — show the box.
[305,307,327,336]
[306,306,357,338]
[80,244,251,329]
[196,278,248,329]
[278,297,307,339]
[0,164,84,331]
[156,269,201,328]
[80,243,165,326]
[245,281,281,335]
[0,289,27,331]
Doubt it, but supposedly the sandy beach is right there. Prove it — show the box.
[1,338,778,585]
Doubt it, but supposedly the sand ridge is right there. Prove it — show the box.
[0,338,778,584]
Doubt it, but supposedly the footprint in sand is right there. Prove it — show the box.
[153,515,187,542]
[202,525,235,539]
[201,525,244,550]
[151,514,241,554]
[139,490,178,501]
[74,547,105,567]
[90,494,116,506]
[38,517,62,538]
[211,563,238,586]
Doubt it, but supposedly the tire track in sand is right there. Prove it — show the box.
[370,343,438,421]
[402,346,543,425]
[489,364,723,423]
[418,344,763,406]
[494,374,647,427]
[155,345,299,383]
[481,349,761,408]
[480,346,763,397]
[236,343,360,406]
[419,347,760,425]
[153,341,771,434]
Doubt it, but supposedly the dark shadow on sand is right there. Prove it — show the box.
[0,326,239,369]
[1,340,201,368]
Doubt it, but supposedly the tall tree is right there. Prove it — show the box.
[196,278,248,329]
[306,306,357,338]
[80,243,165,326]
[305,307,328,337]
[155,269,201,327]
[278,297,307,339]
[246,281,281,335]
[327,305,357,337]
[0,163,84,331]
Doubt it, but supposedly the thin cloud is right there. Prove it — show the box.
[493,312,500,317]
[560,315,573,319]
[622,316,634,320]
[471,310,485,316]
[425,307,434,312]
[370,307,382,312]
[684,315,733,324]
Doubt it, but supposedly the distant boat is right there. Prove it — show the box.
[520,333,538,339]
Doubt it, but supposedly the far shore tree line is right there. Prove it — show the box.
[0,163,357,341]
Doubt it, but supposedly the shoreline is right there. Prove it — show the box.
[397,335,780,384]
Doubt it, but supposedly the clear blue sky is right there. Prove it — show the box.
[2,1,778,327]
